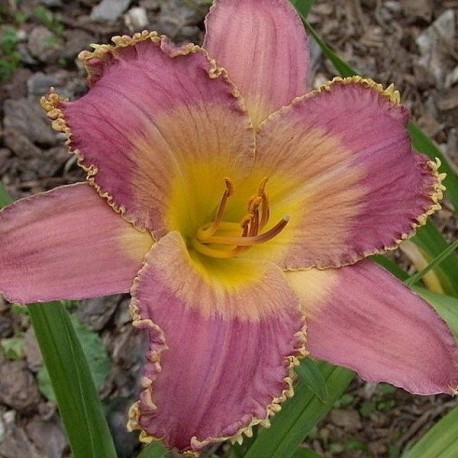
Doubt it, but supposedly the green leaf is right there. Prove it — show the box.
[403,406,458,458]
[29,302,117,458]
[0,336,24,360]
[413,286,458,340]
[292,447,322,458]
[411,224,458,297]
[0,185,116,458]
[405,239,458,288]
[37,314,112,401]
[371,255,409,280]
[298,18,357,77]
[0,182,13,207]
[289,0,317,18]
[36,365,55,400]
[137,442,168,458]
[243,362,353,458]
[295,358,329,403]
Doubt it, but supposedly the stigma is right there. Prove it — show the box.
[192,177,289,259]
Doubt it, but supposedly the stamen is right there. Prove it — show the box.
[248,196,262,236]
[198,216,289,247]
[258,177,270,229]
[192,176,287,259]
[191,239,241,259]
[197,177,233,239]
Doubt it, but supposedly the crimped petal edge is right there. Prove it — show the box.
[40,30,251,233]
[267,77,446,271]
[126,267,308,455]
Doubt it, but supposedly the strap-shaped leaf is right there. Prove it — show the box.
[414,286,458,340]
[29,302,117,457]
[403,406,458,458]
[295,358,329,403]
[137,442,168,458]
[0,183,116,458]
[243,362,353,458]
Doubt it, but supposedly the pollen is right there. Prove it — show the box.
[192,177,289,258]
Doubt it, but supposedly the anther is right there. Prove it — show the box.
[197,177,233,240]
[193,177,287,259]
[200,216,289,247]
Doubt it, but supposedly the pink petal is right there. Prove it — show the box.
[287,260,458,395]
[127,232,306,453]
[203,0,309,127]
[0,183,153,304]
[254,78,444,269]
[42,32,255,235]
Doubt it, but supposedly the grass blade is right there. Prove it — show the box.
[0,183,13,207]
[295,358,329,403]
[29,302,117,458]
[292,447,322,458]
[243,362,353,458]
[0,184,116,458]
[405,239,458,287]
[402,406,458,458]
[137,442,168,458]
[290,0,317,18]
[413,286,458,340]
[412,224,458,296]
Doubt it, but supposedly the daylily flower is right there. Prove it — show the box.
[0,0,457,454]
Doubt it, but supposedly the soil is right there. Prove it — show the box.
[0,1,457,457]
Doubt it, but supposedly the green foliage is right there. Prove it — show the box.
[33,6,64,36]
[240,363,353,458]
[405,238,458,288]
[137,442,168,458]
[403,406,458,458]
[414,286,458,340]
[29,302,117,458]
[37,314,112,401]
[1,336,24,360]
[0,27,21,83]
[295,358,329,403]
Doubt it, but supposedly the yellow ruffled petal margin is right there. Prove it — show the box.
[40,30,250,235]
[261,76,446,270]
[302,78,446,241]
[126,289,307,456]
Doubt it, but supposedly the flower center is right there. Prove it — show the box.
[192,177,289,259]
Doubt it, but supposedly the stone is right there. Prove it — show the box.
[61,29,95,60]
[39,0,63,6]
[330,408,362,432]
[27,72,62,97]
[416,9,456,89]
[25,417,67,458]
[1,68,32,99]
[3,128,43,159]
[400,0,433,22]
[0,361,41,413]
[23,327,42,372]
[76,295,121,331]
[125,7,149,31]
[91,0,132,22]
[0,315,14,338]
[0,411,42,458]
[0,148,11,175]
[3,98,57,146]
[27,26,63,64]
